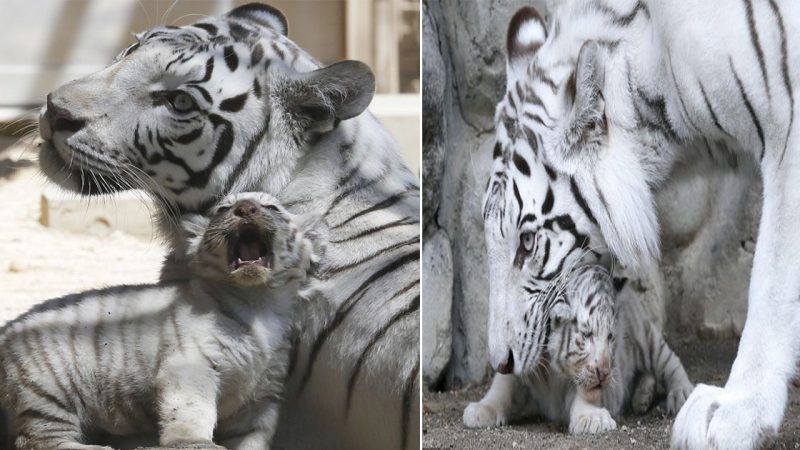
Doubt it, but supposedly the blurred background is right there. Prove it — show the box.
[0,0,420,323]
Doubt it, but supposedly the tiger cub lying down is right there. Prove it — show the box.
[464,265,693,434]
[0,192,320,450]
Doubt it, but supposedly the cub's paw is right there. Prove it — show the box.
[569,407,617,435]
[671,384,778,450]
[463,401,507,428]
[666,379,694,416]
[632,374,656,415]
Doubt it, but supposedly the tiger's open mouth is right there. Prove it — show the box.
[228,223,273,271]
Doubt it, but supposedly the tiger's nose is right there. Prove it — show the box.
[495,350,515,375]
[40,93,86,140]
[595,365,610,385]
[233,200,259,218]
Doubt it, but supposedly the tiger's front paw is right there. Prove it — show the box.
[463,401,508,428]
[666,378,694,416]
[568,407,617,435]
[671,384,779,449]
[632,373,656,415]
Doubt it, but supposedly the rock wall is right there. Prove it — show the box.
[421,0,762,390]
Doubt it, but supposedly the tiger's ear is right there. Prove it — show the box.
[180,214,210,257]
[286,60,375,134]
[227,3,288,36]
[506,7,547,85]
[562,40,607,158]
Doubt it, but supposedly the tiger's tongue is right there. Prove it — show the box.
[238,241,261,261]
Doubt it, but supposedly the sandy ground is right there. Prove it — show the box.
[0,136,167,326]
[423,337,800,449]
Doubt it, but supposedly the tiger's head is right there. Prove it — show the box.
[183,191,321,288]
[37,3,375,213]
[547,265,616,401]
[481,6,661,375]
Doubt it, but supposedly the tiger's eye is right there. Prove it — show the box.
[171,92,197,113]
[521,231,534,252]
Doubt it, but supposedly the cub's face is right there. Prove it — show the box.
[547,266,616,400]
[185,192,316,287]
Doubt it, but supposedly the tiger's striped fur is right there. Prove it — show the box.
[0,192,315,449]
[485,1,800,446]
[464,265,693,434]
[35,4,419,449]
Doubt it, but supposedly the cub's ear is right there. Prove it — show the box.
[296,213,328,263]
[550,299,572,323]
[227,3,288,35]
[562,40,607,157]
[506,6,547,85]
[180,214,210,257]
[284,60,375,135]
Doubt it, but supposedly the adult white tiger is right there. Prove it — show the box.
[35,3,419,449]
[484,1,800,448]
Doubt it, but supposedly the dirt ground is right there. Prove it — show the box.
[0,136,166,326]
[423,337,800,449]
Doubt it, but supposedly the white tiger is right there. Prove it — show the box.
[483,1,800,447]
[0,192,317,449]
[464,265,692,434]
[35,4,419,449]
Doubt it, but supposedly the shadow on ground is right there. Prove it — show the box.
[423,338,800,449]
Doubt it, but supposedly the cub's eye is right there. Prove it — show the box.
[582,331,593,339]
[521,231,535,252]
[608,333,614,341]
[171,92,198,113]
[262,204,280,212]
[217,206,231,214]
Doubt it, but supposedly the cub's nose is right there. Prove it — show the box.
[233,200,260,218]
[40,93,86,140]
[495,350,515,375]
[595,366,610,385]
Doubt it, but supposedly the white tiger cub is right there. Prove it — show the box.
[464,265,693,434]
[0,192,319,450]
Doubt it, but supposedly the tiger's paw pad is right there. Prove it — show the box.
[569,408,616,434]
[463,401,507,428]
[671,384,777,450]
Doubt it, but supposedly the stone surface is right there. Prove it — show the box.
[422,229,454,388]
[422,0,760,388]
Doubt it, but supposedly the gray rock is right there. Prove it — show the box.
[422,229,454,388]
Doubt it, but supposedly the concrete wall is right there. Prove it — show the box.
[421,0,761,390]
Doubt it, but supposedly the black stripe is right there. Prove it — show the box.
[698,80,731,137]
[729,57,765,159]
[299,256,419,390]
[331,191,409,229]
[251,43,264,65]
[219,92,249,113]
[512,152,530,176]
[318,236,420,279]
[543,163,557,180]
[186,84,213,104]
[569,177,598,225]
[175,128,203,144]
[330,217,417,244]
[223,123,268,194]
[223,45,239,71]
[743,0,770,98]
[346,296,419,413]
[401,359,420,450]
[512,180,523,226]
[192,23,218,35]
[253,78,262,98]
[769,0,795,165]
[541,187,554,215]
[493,142,502,159]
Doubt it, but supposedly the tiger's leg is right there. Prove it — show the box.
[14,418,111,450]
[642,323,693,415]
[462,373,521,428]
[672,140,800,449]
[156,356,221,448]
[217,401,280,450]
[631,373,656,415]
